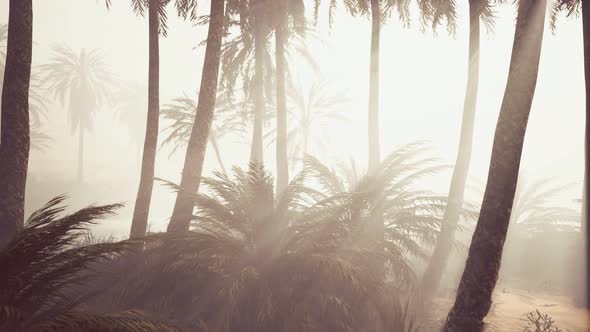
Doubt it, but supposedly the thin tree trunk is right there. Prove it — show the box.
[420,0,481,302]
[582,0,590,309]
[275,0,289,197]
[77,128,84,183]
[250,5,265,165]
[367,0,380,173]
[0,0,33,246]
[209,135,228,176]
[443,1,547,331]
[167,0,225,232]
[129,0,160,239]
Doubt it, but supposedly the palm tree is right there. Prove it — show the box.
[0,196,180,331]
[553,0,590,307]
[443,1,548,330]
[160,93,248,176]
[41,46,112,184]
[167,0,226,232]
[120,165,413,331]
[420,0,495,302]
[285,77,349,162]
[303,142,457,260]
[0,0,33,247]
[112,82,148,157]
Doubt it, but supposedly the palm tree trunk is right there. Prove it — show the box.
[582,0,590,308]
[250,6,265,165]
[275,1,289,197]
[443,1,547,330]
[129,0,160,239]
[0,0,33,246]
[77,127,84,183]
[367,0,380,173]
[210,135,228,177]
[420,0,481,302]
[167,0,225,232]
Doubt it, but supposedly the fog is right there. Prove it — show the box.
[0,0,587,330]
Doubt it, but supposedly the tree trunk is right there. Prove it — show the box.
[129,0,160,239]
[582,0,590,309]
[420,0,481,302]
[209,135,228,177]
[443,1,547,331]
[367,0,380,173]
[77,127,84,183]
[250,6,265,165]
[167,0,225,232]
[275,0,289,197]
[0,0,33,246]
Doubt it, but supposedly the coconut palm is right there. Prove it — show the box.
[167,0,226,232]
[443,1,548,330]
[160,93,248,176]
[420,0,496,302]
[0,196,180,331]
[552,0,589,307]
[0,1,33,247]
[40,46,112,184]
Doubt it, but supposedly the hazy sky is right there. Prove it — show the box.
[0,0,584,234]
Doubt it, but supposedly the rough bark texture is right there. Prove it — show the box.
[275,0,289,197]
[367,0,381,173]
[443,1,547,331]
[583,0,590,309]
[167,0,225,232]
[250,5,265,165]
[0,0,33,247]
[420,0,481,302]
[129,0,160,239]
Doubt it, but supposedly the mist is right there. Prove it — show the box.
[0,0,588,331]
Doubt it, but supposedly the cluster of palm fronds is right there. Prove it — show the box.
[99,145,452,331]
[0,196,179,331]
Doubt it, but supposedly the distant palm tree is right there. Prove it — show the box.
[443,1,548,330]
[160,93,247,176]
[41,46,112,183]
[112,82,147,157]
[0,1,33,246]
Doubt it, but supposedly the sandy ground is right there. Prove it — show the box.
[426,287,590,331]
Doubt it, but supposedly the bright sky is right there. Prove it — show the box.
[0,0,584,234]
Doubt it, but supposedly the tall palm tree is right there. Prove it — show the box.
[420,0,494,302]
[273,0,306,196]
[105,0,197,239]
[160,93,248,176]
[41,46,112,184]
[0,0,33,247]
[314,0,453,173]
[443,1,548,330]
[167,0,226,232]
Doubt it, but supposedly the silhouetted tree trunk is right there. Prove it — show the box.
[129,0,160,239]
[420,0,481,302]
[443,1,547,331]
[77,128,84,183]
[367,0,380,173]
[0,0,33,246]
[250,3,265,165]
[167,0,225,232]
[275,0,289,196]
[582,0,590,309]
